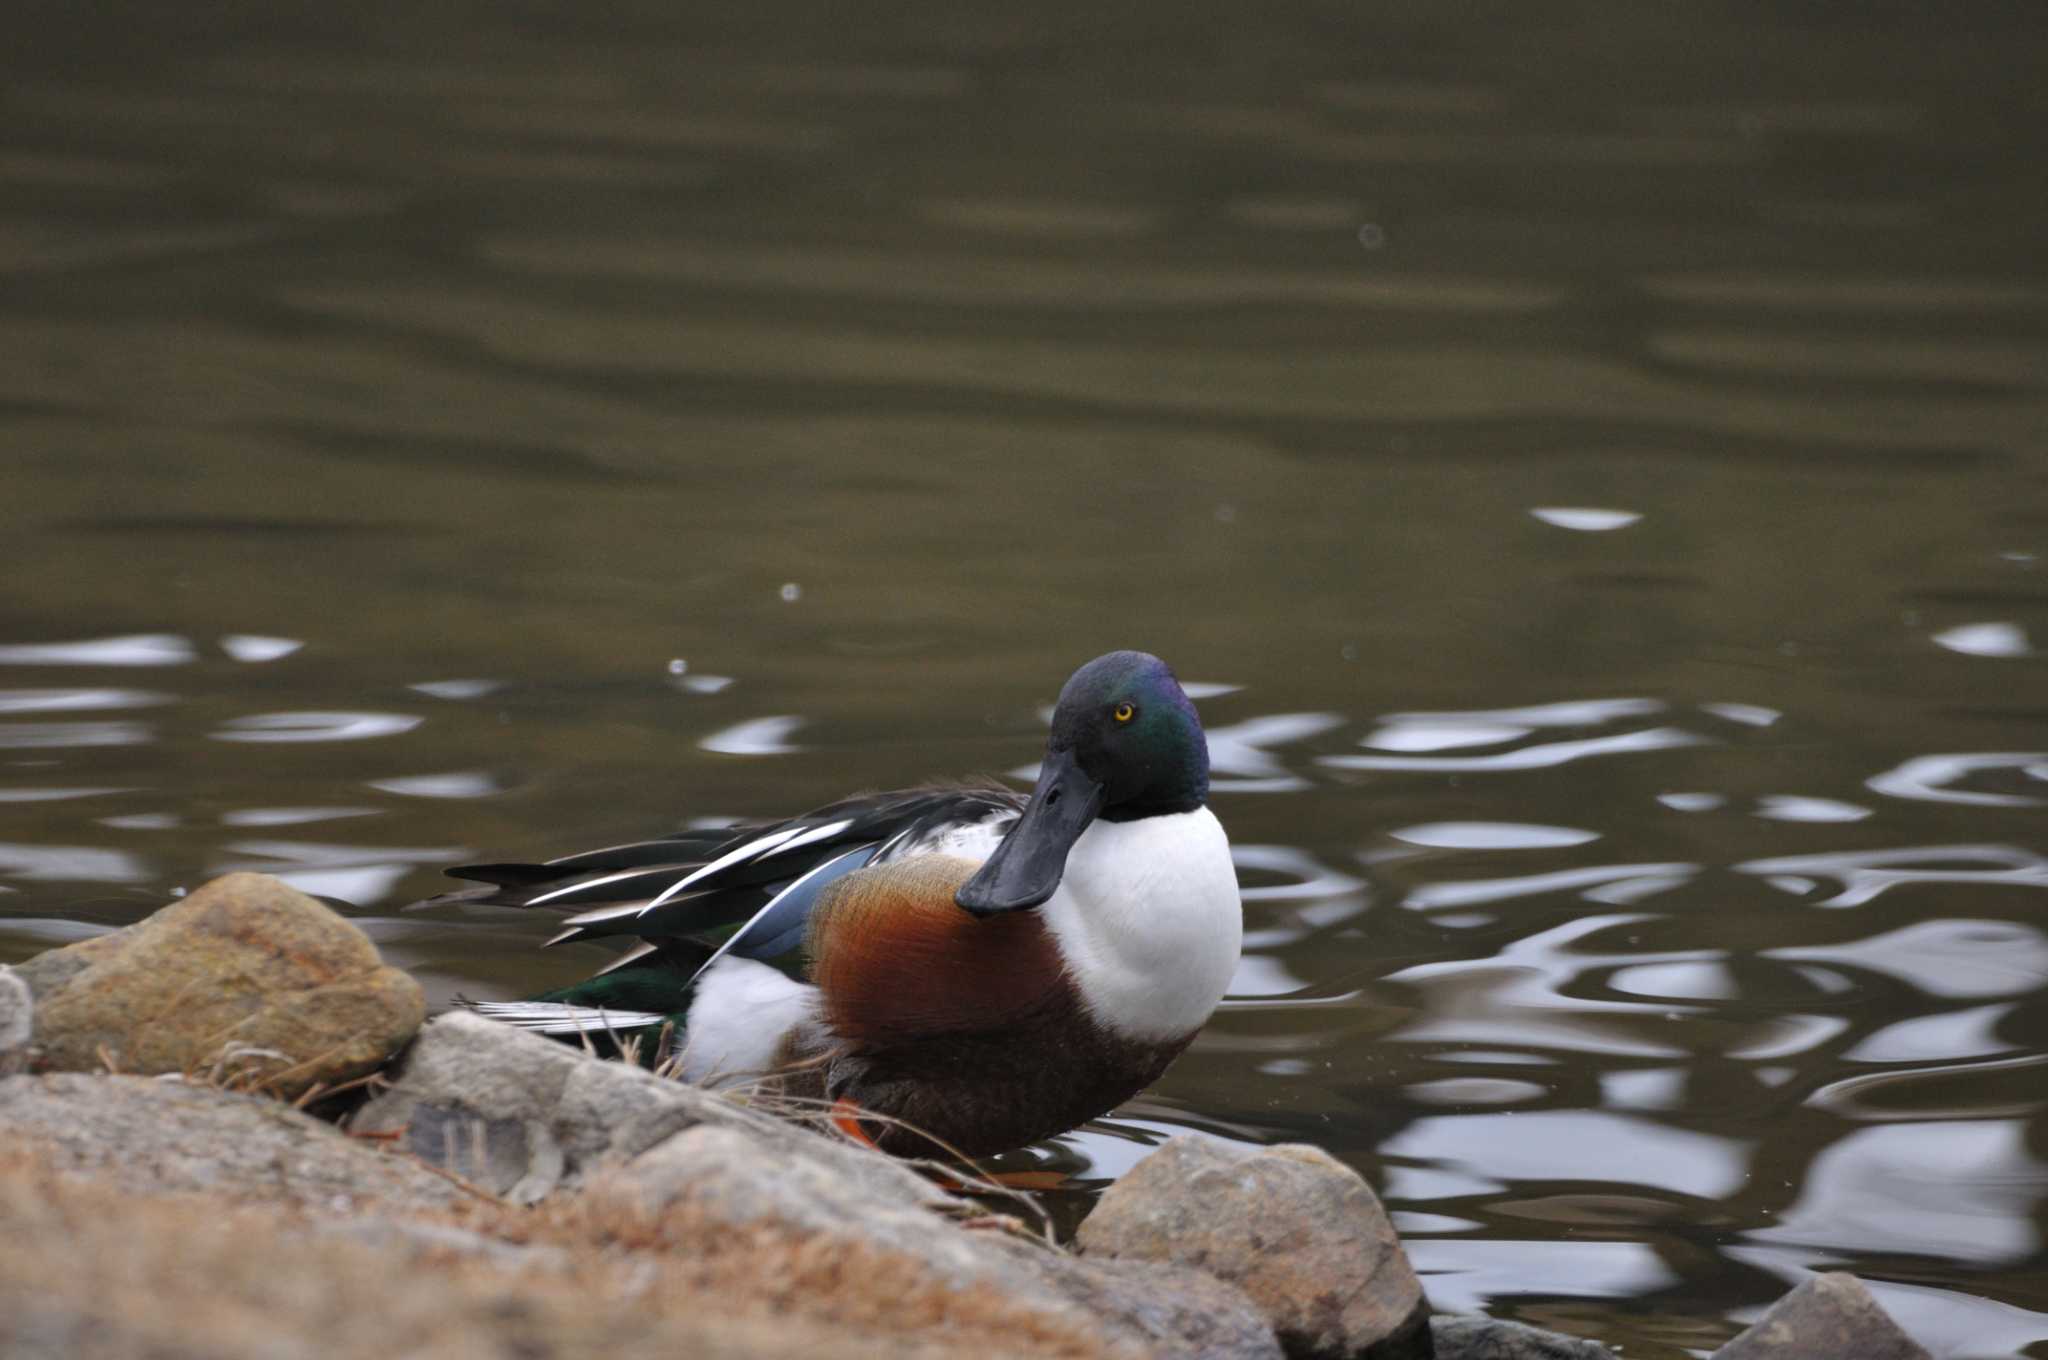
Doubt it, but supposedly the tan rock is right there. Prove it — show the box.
[0,1072,461,1211]
[13,872,424,1098]
[1077,1136,1430,1359]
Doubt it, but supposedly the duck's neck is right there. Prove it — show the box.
[1039,808,1241,1042]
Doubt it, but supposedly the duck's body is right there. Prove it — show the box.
[438,651,1241,1157]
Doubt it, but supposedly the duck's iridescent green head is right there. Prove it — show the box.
[1050,650,1209,821]
[956,650,1209,916]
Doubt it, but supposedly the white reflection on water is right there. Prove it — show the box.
[218,838,463,904]
[1327,726,1706,772]
[0,633,196,666]
[1404,1239,1680,1314]
[409,679,504,700]
[1402,862,1696,910]
[1739,844,2048,906]
[1382,697,1664,727]
[1845,1002,2019,1063]
[1726,1013,1853,1061]
[0,787,134,803]
[1528,506,1642,531]
[1753,795,1871,823]
[219,634,303,663]
[699,715,804,755]
[99,812,177,830]
[1386,915,1695,1058]
[1607,960,1738,1000]
[1384,1109,1752,1199]
[1701,701,1780,727]
[1866,752,2046,807]
[1932,621,2032,658]
[220,807,379,827]
[1404,1077,1549,1106]
[212,711,424,742]
[1767,918,2048,1000]
[0,689,169,714]
[1204,711,1343,793]
[1746,1119,2041,1264]
[1362,720,1530,752]
[1230,843,1365,901]
[369,772,506,799]
[1598,1066,1687,1111]
[1391,822,1598,850]
[0,722,153,749]
[0,843,150,882]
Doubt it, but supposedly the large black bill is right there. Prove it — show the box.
[955,747,1104,916]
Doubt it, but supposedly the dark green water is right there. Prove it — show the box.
[4,4,2047,1354]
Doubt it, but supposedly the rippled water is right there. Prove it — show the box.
[4,4,2047,1355]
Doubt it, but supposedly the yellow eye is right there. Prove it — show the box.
[1113,702,1135,723]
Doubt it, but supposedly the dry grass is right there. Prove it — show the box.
[0,1145,1125,1360]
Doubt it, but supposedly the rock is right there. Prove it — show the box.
[0,967,29,1076]
[1432,1314,1617,1358]
[1710,1273,1931,1360]
[352,1010,954,1208]
[1048,1256,1285,1360]
[360,1016,1281,1355]
[0,1071,462,1211]
[13,873,423,1099]
[592,1122,1282,1360]
[313,1215,571,1271]
[1076,1136,1430,1360]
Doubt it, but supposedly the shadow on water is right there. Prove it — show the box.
[3,2,2047,1355]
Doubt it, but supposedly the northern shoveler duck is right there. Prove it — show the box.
[434,650,1241,1158]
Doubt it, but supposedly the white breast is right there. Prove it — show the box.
[1038,807,1242,1042]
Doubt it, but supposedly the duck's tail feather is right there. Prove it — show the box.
[462,1000,670,1036]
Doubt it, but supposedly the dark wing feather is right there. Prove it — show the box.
[415,784,1024,968]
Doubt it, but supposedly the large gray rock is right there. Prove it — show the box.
[594,1122,1282,1360]
[0,1071,461,1211]
[1078,1136,1430,1359]
[360,1015,1278,1356]
[351,1010,952,1207]
[1432,1314,1616,1358]
[12,873,423,1098]
[0,967,28,1076]
[1711,1273,1930,1360]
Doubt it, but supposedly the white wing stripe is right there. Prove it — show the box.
[640,825,806,914]
[563,898,659,927]
[759,818,853,859]
[524,865,672,907]
[686,842,874,984]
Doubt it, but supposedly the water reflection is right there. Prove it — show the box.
[1739,845,2048,907]
[0,634,196,666]
[5,1,2048,1347]
[213,711,424,743]
[698,715,804,755]
[1866,753,2047,807]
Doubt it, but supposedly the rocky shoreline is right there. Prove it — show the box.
[1,874,1932,1359]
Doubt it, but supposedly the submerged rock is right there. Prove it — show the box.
[0,1071,461,1211]
[1431,1314,1616,1358]
[12,873,423,1099]
[1710,1273,1931,1360]
[1076,1136,1430,1359]
[0,968,28,1076]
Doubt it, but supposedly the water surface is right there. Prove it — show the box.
[4,4,2047,1355]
